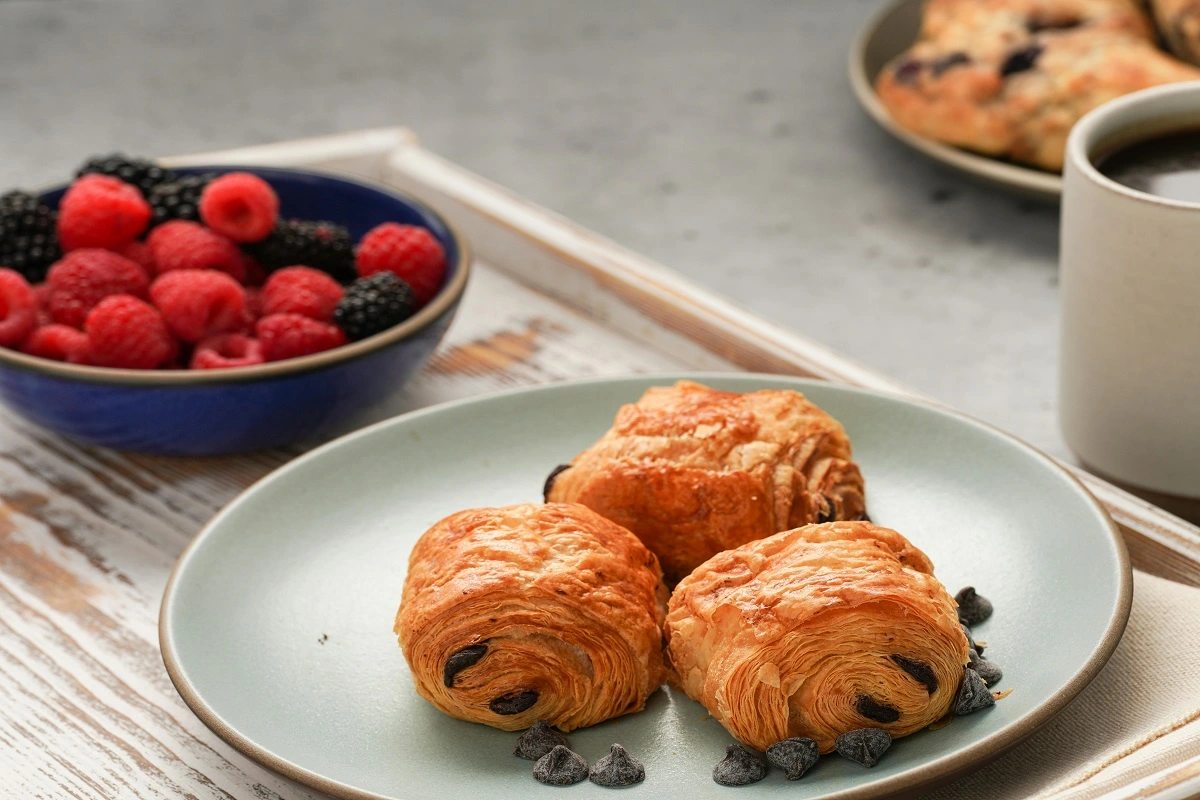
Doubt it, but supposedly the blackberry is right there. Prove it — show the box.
[243,219,356,283]
[0,190,60,282]
[148,173,215,227]
[0,231,60,283]
[76,153,176,197]
[333,272,417,341]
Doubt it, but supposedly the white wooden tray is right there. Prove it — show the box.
[0,128,1195,799]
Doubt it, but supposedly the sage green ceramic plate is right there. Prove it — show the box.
[849,0,1063,201]
[160,374,1130,800]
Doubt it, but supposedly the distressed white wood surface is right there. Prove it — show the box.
[0,259,718,800]
[0,129,1197,799]
[0,132,732,798]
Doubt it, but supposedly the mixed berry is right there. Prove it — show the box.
[0,154,448,370]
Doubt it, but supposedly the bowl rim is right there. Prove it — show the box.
[0,165,472,386]
[846,0,1063,201]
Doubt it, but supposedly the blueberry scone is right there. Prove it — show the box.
[665,521,970,752]
[1148,0,1200,64]
[544,381,866,585]
[876,0,1200,170]
[395,503,668,731]
[920,0,1154,48]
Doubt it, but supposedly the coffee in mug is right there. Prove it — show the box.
[1096,128,1200,203]
[1060,82,1200,500]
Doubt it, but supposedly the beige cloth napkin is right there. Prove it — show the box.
[926,569,1200,799]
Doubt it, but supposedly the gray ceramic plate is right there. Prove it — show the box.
[160,374,1130,800]
[848,0,1063,201]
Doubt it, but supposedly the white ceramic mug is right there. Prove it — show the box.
[1061,82,1200,499]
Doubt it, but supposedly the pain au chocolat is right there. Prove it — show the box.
[395,503,668,732]
[544,380,866,584]
[665,521,970,753]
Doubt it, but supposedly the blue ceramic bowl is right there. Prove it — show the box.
[0,166,471,456]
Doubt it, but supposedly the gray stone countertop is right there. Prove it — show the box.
[0,0,1067,458]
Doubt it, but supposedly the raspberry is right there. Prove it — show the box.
[57,174,151,251]
[146,220,247,282]
[241,287,264,329]
[85,295,176,369]
[190,333,265,369]
[0,268,37,346]
[255,313,346,362]
[355,223,446,305]
[46,249,150,328]
[333,272,416,341]
[199,172,279,243]
[242,257,268,287]
[116,240,156,275]
[192,331,265,369]
[149,269,246,343]
[20,324,89,363]
[32,282,52,326]
[262,266,344,322]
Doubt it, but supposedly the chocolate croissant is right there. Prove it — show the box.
[665,521,970,752]
[394,503,668,732]
[545,380,866,584]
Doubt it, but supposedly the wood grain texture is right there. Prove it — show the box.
[3,129,1198,798]
[0,259,716,799]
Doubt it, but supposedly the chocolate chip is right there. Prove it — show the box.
[490,690,539,716]
[1000,45,1043,77]
[955,667,995,715]
[1026,14,1080,32]
[590,743,645,787]
[533,745,588,786]
[515,720,568,760]
[891,655,938,693]
[895,58,923,85]
[856,694,900,724]
[968,650,1004,687]
[932,52,970,75]
[765,738,819,781]
[443,644,487,687]
[955,587,994,626]
[542,464,571,500]
[858,511,873,522]
[834,728,892,768]
[712,744,769,786]
[816,493,836,523]
[961,622,983,655]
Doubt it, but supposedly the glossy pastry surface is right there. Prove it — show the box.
[545,380,865,584]
[395,503,668,732]
[665,521,970,752]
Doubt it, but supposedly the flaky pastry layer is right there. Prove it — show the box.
[546,380,865,584]
[666,521,970,752]
[395,503,668,731]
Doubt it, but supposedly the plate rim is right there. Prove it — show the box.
[847,0,1064,201]
[159,373,1131,800]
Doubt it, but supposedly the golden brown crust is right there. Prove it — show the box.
[395,503,668,732]
[1149,0,1200,63]
[665,521,970,753]
[545,381,865,585]
[875,0,1199,170]
[921,0,1155,48]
